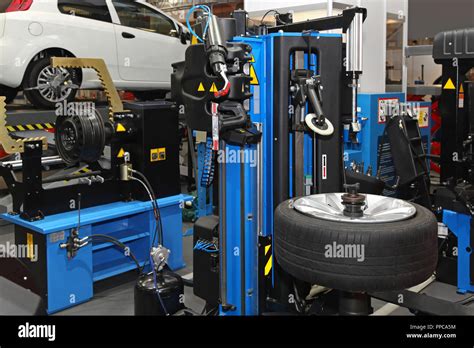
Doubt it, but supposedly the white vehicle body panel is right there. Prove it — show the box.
[0,0,187,90]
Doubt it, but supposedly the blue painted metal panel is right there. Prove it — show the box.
[234,36,273,238]
[443,210,474,294]
[344,93,431,190]
[46,224,93,313]
[160,200,188,270]
[345,93,405,174]
[220,143,258,315]
[2,194,192,313]
[231,33,332,300]
[243,144,259,314]
[1,194,191,233]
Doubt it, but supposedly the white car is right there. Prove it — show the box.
[0,0,188,108]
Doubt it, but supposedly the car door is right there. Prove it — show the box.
[55,0,119,87]
[110,0,186,85]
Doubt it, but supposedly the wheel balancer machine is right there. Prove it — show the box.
[0,58,189,313]
[172,7,367,315]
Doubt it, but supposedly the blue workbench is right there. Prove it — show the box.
[1,194,192,314]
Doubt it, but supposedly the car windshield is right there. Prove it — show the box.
[0,0,11,13]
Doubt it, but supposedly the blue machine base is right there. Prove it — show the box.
[443,210,474,294]
[1,194,192,314]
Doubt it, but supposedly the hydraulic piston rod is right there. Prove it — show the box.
[346,11,363,131]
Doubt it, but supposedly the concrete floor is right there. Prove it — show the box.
[0,218,472,316]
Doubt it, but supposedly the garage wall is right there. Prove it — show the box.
[408,0,474,42]
[244,0,401,93]
[244,0,328,14]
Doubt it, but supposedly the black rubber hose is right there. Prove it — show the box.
[132,170,164,246]
[88,234,143,274]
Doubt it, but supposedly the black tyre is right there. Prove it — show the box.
[23,55,81,109]
[0,85,18,104]
[274,198,438,292]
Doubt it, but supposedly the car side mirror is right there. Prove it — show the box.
[170,29,179,38]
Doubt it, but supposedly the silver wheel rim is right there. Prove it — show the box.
[37,65,73,103]
[293,193,416,223]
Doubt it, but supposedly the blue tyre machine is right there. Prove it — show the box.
[172,6,367,315]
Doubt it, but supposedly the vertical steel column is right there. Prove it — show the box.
[240,150,246,315]
[219,140,228,309]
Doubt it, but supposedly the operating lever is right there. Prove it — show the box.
[306,79,326,127]
[291,70,334,136]
[59,193,88,259]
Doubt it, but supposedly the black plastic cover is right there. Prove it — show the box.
[433,28,474,61]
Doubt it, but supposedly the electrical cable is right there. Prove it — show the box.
[194,239,218,253]
[126,169,178,315]
[201,137,216,188]
[130,169,164,247]
[130,175,162,260]
[130,175,161,247]
[260,9,280,24]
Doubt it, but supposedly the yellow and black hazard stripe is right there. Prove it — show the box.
[65,167,91,182]
[264,243,273,277]
[258,236,273,308]
[74,167,92,175]
[259,236,272,277]
[7,123,55,132]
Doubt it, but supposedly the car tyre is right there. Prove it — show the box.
[274,198,438,292]
[23,56,81,109]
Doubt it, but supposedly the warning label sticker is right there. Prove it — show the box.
[443,78,455,90]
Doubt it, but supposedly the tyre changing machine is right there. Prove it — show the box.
[432,28,474,295]
[174,11,474,317]
[173,8,367,315]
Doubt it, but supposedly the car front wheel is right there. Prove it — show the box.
[23,56,81,109]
